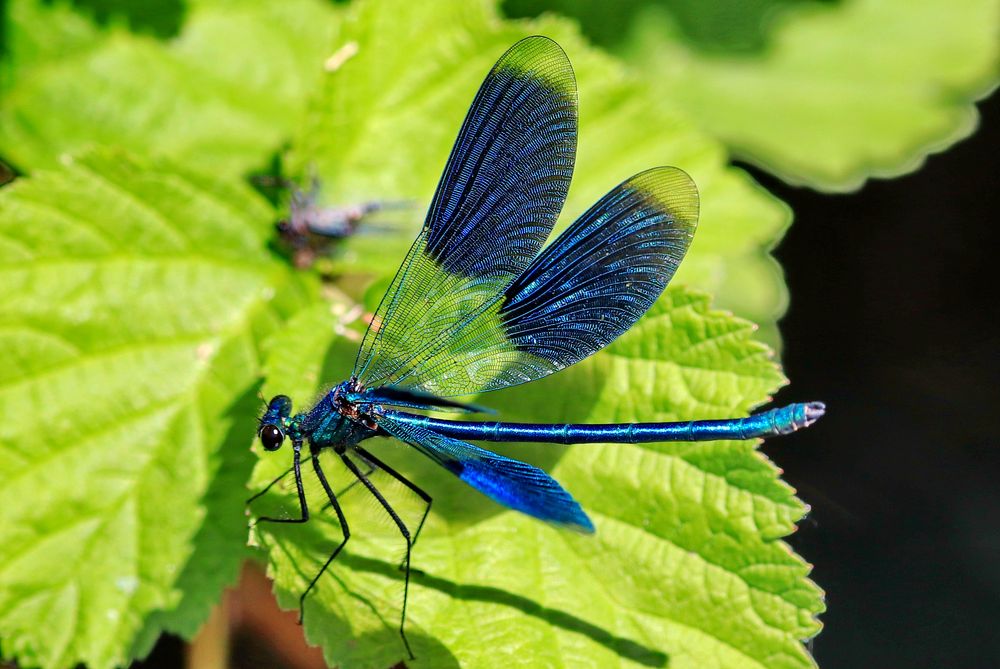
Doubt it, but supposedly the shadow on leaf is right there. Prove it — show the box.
[343,553,669,668]
[257,511,668,668]
[130,379,263,658]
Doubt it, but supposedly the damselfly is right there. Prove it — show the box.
[249,35,824,660]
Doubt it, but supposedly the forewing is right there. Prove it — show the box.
[377,412,594,532]
[388,166,698,396]
[354,36,577,388]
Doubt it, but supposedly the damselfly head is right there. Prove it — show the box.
[258,395,294,450]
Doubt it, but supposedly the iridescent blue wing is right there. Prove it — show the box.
[377,411,594,532]
[378,167,698,396]
[353,36,577,386]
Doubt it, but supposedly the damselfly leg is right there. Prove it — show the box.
[246,463,295,506]
[355,446,433,550]
[246,459,374,508]
[340,453,416,661]
[247,448,369,626]
[251,441,308,527]
[296,453,351,625]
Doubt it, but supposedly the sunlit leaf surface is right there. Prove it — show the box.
[0,151,306,669]
[0,0,340,179]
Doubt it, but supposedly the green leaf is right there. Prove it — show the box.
[50,0,185,39]
[290,0,791,331]
[252,288,823,669]
[503,0,820,55]
[0,150,307,669]
[0,0,341,178]
[1,0,105,81]
[621,0,1000,190]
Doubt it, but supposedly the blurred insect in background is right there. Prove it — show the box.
[248,36,825,660]
[258,171,412,268]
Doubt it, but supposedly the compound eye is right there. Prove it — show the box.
[259,424,284,451]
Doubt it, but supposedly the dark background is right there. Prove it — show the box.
[767,92,1000,666]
